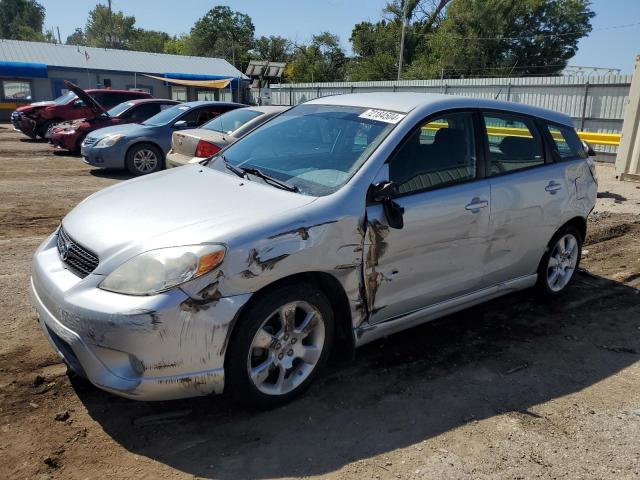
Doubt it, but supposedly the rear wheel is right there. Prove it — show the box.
[226,285,334,409]
[536,225,582,296]
[125,143,163,176]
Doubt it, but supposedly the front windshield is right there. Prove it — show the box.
[53,91,77,105]
[107,102,134,117]
[143,104,191,126]
[208,104,398,196]
[203,108,262,134]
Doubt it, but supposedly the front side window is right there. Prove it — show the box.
[545,123,587,160]
[483,113,544,175]
[203,109,262,134]
[3,80,32,101]
[389,111,477,194]
[128,103,161,120]
[208,104,397,196]
[179,107,220,128]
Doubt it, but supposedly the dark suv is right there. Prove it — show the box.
[11,81,152,139]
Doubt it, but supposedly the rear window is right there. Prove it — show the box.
[203,109,262,134]
[545,123,587,160]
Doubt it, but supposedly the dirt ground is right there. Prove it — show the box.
[0,123,639,480]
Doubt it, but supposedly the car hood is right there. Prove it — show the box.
[65,80,107,117]
[88,122,152,139]
[16,101,55,113]
[62,165,317,268]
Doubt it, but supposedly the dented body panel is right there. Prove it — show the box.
[31,93,597,401]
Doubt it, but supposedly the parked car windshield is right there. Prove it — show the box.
[203,108,262,134]
[107,102,135,117]
[53,91,77,105]
[143,104,191,126]
[208,104,397,196]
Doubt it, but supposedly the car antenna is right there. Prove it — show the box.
[494,60,519,100]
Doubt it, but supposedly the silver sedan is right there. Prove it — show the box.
[166,106,289,168]
[31,93,597,408]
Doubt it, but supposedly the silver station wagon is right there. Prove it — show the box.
[31,93,597,408]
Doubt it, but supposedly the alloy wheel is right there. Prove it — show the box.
[133,148,159,173]
[247,301,325,396]
[546,233,579,292]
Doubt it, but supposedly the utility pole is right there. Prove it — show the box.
[56,26,62,44]
[107,0,113,47]
[397,0,408,81]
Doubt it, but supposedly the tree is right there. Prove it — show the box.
[66,28,87,46]
[163,35,189,55]
[187,6,255,67]
[348,20,401,80]
[0,0,46,41]
[287,33,347,83]
[85,3,137,49]
[251,35,291,62]
[408,0,595,78]
[349,0,452,81]
[131,29,171,53]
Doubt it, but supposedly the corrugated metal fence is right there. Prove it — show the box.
[268,75,632,155]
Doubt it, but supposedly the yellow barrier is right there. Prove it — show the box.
[422,123,621,147]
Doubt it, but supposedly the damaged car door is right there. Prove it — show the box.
[364,110,491,323]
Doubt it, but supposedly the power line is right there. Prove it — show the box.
[412,20,640,41]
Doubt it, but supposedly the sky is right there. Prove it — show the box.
[38,0,640,73]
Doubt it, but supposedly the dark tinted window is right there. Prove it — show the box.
[179,107,223,128]
[128,103,161,120]
[482,113,545,176]
[545,123,587,160]
[390,112,477,194]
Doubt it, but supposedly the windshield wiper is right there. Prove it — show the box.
[220,155,245,178]
[240,166,299,192]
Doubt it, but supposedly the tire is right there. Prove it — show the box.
[226,284,334,409]
[536,225,583,296]
[125,143,164,176]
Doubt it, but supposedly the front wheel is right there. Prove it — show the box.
[536,225,582,296]
[226,285,334,409]
[125,143,163,176]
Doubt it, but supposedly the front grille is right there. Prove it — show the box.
[57,227,99,278]
[83,137,97,147]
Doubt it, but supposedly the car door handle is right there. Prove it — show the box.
[465,198,489,212]
[545,181,563,194]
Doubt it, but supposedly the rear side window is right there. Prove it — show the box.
[482,113,545,176]
[545,123,587,160]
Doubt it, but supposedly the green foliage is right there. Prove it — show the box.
[65,28,87,46]
[163,35,189,55]
[251,35,292,62]
[0,0,46,41]
[85,3,137,49]
[131,29,171,53]
[287,33,347,83]
[412,0,595,78]
[348,21,402,80]
[187,5,255,67]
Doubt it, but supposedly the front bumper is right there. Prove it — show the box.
[50,131,80,151]
[80,142,127,169]
[11,112,37,139]
[31,231,251,401]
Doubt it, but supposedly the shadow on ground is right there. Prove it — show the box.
[89,168,135,180]
[76,273,640,479]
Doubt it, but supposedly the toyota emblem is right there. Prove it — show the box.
[60,241,71,261]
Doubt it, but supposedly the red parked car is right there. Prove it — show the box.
[10,80,152,139]
[50,94,180,152]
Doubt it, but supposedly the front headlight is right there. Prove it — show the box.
[99,244,225,295]
[94,134,124,148]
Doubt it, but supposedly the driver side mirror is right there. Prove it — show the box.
[73,99,85,108]
[368,181,404,229]
[173,120,188,129]
[582,140,596,157]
